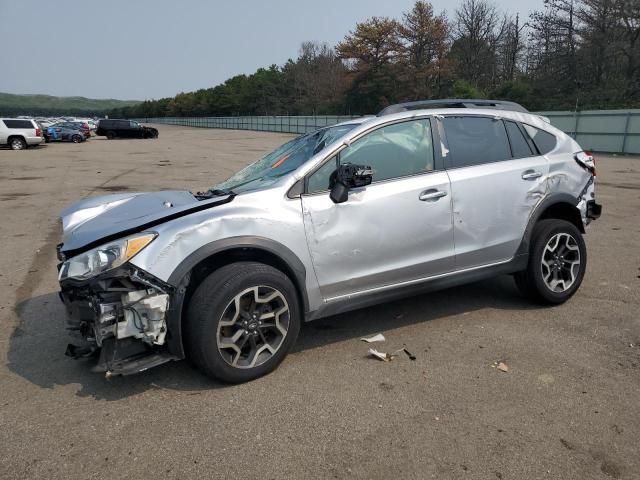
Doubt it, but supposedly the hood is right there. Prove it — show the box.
[59,190,233,255]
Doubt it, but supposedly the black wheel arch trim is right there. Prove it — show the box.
[165,236,309,359]
[515,193,583,257]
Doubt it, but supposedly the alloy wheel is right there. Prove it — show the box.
[216,285,290,369]
[10,139,25,150]
[541,232,581,292]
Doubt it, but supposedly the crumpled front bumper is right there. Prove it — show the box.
[59,265,178,376]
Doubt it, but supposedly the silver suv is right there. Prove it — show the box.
[0,118,44,149]
[57,100,601,383]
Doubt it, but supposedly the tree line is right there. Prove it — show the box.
[110,0,640,118]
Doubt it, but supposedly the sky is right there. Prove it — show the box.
[1,0,537,101]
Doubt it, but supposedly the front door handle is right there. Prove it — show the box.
[419,189,448,201]
[522,170,542,180]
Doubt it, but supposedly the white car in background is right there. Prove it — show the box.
[0,118,44,150]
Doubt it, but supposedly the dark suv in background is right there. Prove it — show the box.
[96,119,159,139]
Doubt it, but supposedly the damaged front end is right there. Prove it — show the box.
[58,233,178,376]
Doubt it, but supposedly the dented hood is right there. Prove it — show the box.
[59,190,232,255]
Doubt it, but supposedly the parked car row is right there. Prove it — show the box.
[1,116,158,149]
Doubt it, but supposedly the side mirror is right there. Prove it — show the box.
[329,181,349,203]
[329,163,373,204]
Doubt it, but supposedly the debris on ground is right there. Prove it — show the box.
[368,348,394,361]
[360,333,386,343]
[402,348,416,360]
[491,360,510,373]
[368,347,417,362]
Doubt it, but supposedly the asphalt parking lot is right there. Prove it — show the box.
[0,125,639,479]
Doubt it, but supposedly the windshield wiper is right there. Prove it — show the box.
[208,188,234,196]
[194,188,235,200]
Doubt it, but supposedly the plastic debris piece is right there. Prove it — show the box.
[403,348,416,360]
[360,333,386,343]
[368,348,393,362]
[497,362,509,373]
[368,346,416,362]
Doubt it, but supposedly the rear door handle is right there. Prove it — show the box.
[419,189,448,201]
[522,170,542,180]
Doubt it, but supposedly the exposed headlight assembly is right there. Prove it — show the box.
[59,232,156,281]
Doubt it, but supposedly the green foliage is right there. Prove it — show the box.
[0,92,139,116]
[108,0,640,119]
[452,80,485,99]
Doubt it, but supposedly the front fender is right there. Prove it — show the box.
[160,236,309,360]
[128,189,321,358]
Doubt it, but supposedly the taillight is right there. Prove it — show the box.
[36,128,42,137]
[575,151,596,177]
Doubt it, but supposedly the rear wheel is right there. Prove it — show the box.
[9,137,27,150]
[515,219,587,304]
[106,131,116,139]
[185,262,301,383]
[72,134,82,143]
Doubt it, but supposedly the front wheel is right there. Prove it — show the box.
[72,134,82,143]
[515,219,587,304]
[185,262,301,383]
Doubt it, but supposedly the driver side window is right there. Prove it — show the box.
[307,119,434,194]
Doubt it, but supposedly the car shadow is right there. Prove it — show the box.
[7,275,540,401]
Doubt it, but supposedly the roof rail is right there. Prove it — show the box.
[377,99,528,116]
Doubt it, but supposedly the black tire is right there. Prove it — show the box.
[514,219,587,304]
[106,131,116,139]
[185,262,301,383]
[9,137,27,150]
[72,134,82,143]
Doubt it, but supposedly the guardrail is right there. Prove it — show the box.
[135,109,640,154]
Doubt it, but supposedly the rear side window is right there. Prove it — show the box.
[442,116,511,167]
[3,119,34,129]
[505,121,534,158]
[523,124,556,154]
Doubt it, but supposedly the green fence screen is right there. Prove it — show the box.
[134,110,640,154]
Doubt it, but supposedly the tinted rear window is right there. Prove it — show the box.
[505,121,534,158]
[523,124,557,154]
[443,116,511,167]
[3,119,34,129]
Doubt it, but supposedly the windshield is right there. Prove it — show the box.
[210,123,357,194]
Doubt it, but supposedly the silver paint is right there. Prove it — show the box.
[60,108,595,318]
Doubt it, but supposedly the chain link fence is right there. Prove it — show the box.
[135,110,640,154]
